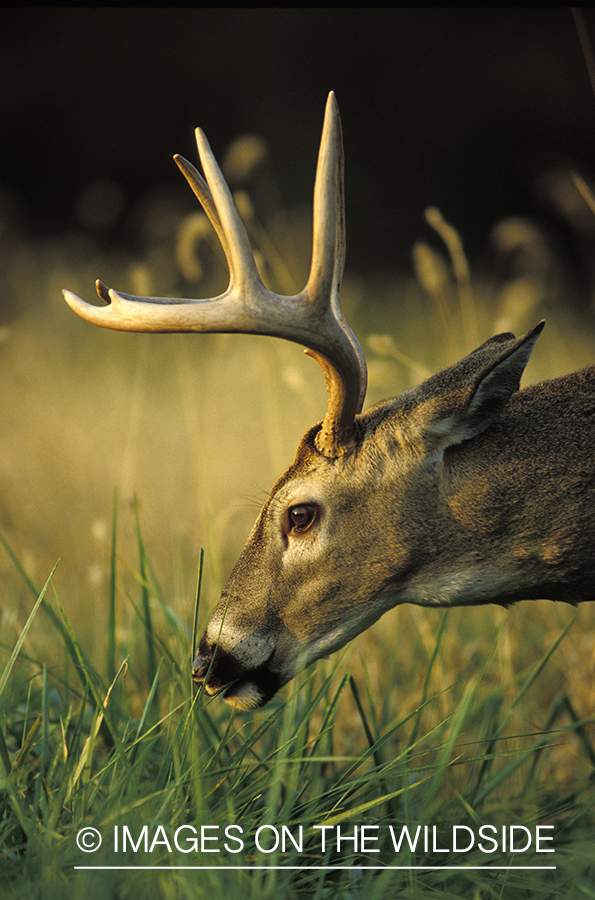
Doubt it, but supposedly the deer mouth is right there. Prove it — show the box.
[221,670,282,710]
[192,645,282,710]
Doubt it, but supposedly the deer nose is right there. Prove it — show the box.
[191,640,250,691]
[191,644,226,689]
[191,634,283,709]
[191,648,210,685]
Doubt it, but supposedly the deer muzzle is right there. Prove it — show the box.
[191,632,285,710]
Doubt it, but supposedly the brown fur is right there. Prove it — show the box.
[192,325,595,708]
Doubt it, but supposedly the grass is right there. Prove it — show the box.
[1,128,595,897]
[1,518,595,899]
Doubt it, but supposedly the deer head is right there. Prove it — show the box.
[64,94,595,709]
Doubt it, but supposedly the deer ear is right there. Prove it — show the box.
[429,321,544,449]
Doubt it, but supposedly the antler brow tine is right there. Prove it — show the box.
[63,91,367,458]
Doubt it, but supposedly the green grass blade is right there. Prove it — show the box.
[108,489,118,685]
[191,547,205,664]
[51,589,130,768]
[134,500,158,701]
[0,530,81,673]
[0,563,58,699]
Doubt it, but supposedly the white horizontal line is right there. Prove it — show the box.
[74,865,557,871]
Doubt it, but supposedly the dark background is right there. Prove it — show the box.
[2,8,595,280]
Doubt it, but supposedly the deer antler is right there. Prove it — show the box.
[63,92,366,458]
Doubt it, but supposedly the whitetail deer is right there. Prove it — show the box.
[64,93,595,710]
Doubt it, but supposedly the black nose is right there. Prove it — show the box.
[191,639,247,689]
[191,650,210,683]
[191,633,210,682]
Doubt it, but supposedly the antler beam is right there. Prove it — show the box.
[63,92,366,457]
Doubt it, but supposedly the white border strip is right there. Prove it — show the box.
[74,865,556,871]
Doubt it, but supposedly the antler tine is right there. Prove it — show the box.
[63,92,367,458]
[63,122,266,332]
[192,127,265,295]
[324,99,367,417]
[305,91,367,456]
[173,153,229,260]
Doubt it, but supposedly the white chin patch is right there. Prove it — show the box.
[223,680,266,711]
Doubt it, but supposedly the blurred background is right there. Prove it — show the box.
[0,9,594,741]
[3,9,595,277]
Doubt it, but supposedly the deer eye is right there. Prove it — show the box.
[288,504,317,533]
